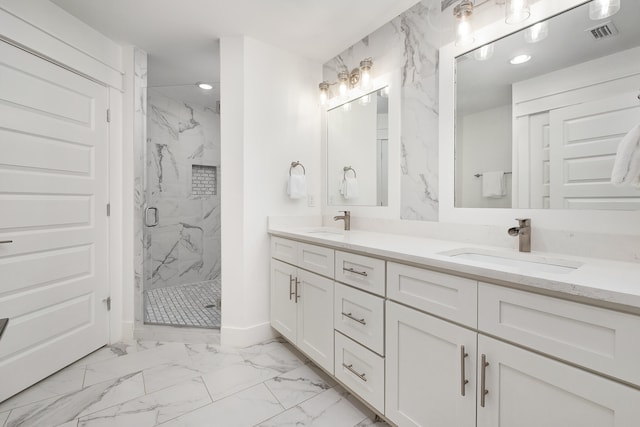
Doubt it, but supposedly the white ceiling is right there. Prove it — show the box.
[52,0,421,88]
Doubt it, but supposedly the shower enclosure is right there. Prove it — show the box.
[142,82,221,329]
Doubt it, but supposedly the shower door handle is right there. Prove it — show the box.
[145,207,159,227]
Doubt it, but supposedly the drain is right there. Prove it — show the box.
[205,304,215,309]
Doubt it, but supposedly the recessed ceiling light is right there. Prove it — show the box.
[197,82,213,90]
[510,54,531,65]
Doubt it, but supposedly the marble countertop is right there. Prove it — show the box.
[268,226,640,312]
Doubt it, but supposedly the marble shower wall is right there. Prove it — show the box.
[145,89,221,290]
[324,0,451,221]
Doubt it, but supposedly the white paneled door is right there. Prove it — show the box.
[0,41,110,401]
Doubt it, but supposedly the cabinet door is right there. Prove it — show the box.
[386,301,477,427]
[477,335,640,427]
[270,259,297,343]
[296,269,334,374]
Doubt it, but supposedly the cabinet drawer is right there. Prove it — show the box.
[271,237,298,265]
[387,262,477,328]
[479,283,640,386]
[335,283,384,355]
[335,331,385,413]
[335,251,385,296]
[297,242,334,278]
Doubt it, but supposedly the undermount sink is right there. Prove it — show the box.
[439,248,582,275]
[302,228,345,238]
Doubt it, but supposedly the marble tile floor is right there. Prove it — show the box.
[0,338,389,427]
[144,278,221,329]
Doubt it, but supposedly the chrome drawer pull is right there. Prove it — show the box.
[343,267,368,277]
[480,354,490,407]
[341,312,366,325]
[295,277,300,302]
[289,275,295,300]
[460,345,469,397]
[342,363,367,382]
[0,240,13,244]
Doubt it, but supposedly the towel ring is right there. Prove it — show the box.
[289,161,306,176]
[343,166,357,179]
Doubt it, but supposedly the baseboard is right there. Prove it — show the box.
[221,321,279,348]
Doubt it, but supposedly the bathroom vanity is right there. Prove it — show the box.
[269,227,640,427]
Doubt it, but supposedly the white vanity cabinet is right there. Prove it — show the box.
[476,334,640,427]
[385,301,477,427]
[270,239,335,374]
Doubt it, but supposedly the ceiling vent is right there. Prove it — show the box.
[585,21,619,40]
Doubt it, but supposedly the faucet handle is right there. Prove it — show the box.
[339,210,350,215]
[515,218,530,227]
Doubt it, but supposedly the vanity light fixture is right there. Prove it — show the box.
[319,81,330,105]
[510,54,532,64]
[318,58,374,104]
[505,0,530,24]
[197,82,213,90]
[589,0,620,20]
[524,21,549,43]
[473,43,495,61]
[454,1,475,46]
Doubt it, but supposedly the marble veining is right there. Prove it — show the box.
[1,339,384,427]
[323,0,442,221]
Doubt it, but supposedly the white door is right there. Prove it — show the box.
[385,301,477,427]
[549,92,640,209]
[296,269,334,373]
[0,41,110,401]
[476,335,640,427]
[270,259,297,343]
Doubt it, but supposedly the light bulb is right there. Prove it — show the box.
[506,0,530,24]
[359,58,373,90]
[589,0,620,20]
[524,21,549,43]
[454,1,475,47]
[197,82,213,90]
[473,43,494,61]
[338,70,349,98]
[456,15,474,46]
[318,81,329,106]
[339,82,347,96]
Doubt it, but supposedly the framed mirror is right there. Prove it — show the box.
[327,87,389,206]
[454,0,640,210]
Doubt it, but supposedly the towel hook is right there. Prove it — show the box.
[343,166,357,179]
[289,161,306,176]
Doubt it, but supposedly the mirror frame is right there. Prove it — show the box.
[439,0,640,234]
[322,69,402,219]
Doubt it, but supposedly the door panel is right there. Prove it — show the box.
[0,40,109,401]
[549,92,640,209]
[270,259,297,343]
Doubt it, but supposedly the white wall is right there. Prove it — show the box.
[457,104,512,209]
[220,36,322,347]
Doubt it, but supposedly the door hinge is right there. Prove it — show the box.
[106,109,111,123]
[106,203,111,217]
[103,297,111,311]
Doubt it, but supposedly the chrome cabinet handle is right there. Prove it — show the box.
[295,277,300,302]
[460,345,469,396]
[144,207,159,227]
[289,275,295,300]
[342,363,367,382]
[343,267,368,277]
[480,354,490,407]
[0,240,13,244]
[341,312,366,325]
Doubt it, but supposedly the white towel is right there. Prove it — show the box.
[287,175,307,199]
[342,177,359,200]
[611,124,640,188]
[482,171,506,198]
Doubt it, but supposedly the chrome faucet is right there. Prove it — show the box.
[508,218,531,252]
[333,210,351,231]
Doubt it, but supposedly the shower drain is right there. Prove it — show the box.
[205,299,222,310]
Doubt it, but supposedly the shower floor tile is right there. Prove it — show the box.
[144,279,221,329]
